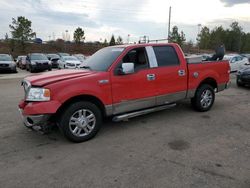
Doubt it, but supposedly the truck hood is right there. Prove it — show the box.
[25,69,96,86]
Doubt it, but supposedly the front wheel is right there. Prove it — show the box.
[191,84,215,112]
[58,101,102,142]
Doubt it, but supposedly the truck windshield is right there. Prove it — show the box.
[80,47,124,71]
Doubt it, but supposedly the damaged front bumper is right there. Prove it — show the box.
[19,109,51,131]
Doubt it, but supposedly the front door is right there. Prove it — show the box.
[111,47,157,115]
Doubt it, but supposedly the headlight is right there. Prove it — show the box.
[31,61,36,65]
[9,62,16,67]
[26,88,50,101]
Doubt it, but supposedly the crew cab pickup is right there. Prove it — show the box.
[19,43,230,142]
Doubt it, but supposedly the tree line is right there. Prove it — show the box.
[5,16,124,52]
[198,22,250,53]
[4,16,250,53]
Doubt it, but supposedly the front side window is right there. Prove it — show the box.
[153,46,180,67]
[121,47,149,72]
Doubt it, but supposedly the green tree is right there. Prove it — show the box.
[9,16,36,51]
[116,36,123,44]
[103,38,108,46]
[198,26,210,49]
[109,34,116,46]
[228,22,243,52]
[73,27,85,44]
[241,33,250,52]
[209,26,226,49]
[169,26,186,46]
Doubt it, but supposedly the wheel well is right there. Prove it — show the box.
[55,95,107,119]
[198,78,218,90]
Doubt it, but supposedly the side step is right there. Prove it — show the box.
[112,103,176,122]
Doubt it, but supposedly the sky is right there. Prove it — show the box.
[0,0,250,43]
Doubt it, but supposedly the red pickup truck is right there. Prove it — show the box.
[19,43,230,142]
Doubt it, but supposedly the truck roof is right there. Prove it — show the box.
[114,43,176,48]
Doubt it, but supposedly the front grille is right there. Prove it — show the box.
[242,75,250,79]
[36,62,48,66]
[66,63,75,66]
[0,64,9,67]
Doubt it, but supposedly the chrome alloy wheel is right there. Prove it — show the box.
[200,89,213,108]
[69,109,96,137]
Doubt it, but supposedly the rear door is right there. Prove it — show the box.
[152,45,188,105]
[110,47,157,115]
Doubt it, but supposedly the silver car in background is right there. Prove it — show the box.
[58,56,81,69]
[0,54,17,73]
[224,54,249,72]
[73,54,86,63]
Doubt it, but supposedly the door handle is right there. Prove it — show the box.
[178,70,186,76]
[147,74,155,81]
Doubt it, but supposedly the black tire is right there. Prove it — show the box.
[30,66,35,73]
[12,68,17,73]
[191,84,215,112]
[236,79,244,87]
[48,67,52,71]
[58,101,102,142]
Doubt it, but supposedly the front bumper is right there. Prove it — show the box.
[31,64,51,70]
[237,75,250,84]
[19,109,51,128]
[0,66,16,72]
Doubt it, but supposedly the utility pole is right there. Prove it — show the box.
[197,24,201,54]
[168,6,172,42]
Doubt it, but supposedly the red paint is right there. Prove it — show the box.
[19,43,230,116]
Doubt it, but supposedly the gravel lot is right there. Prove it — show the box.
[0,71,249,188]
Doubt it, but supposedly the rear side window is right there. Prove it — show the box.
[153,46,180,67]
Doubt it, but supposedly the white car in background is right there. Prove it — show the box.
[73,54,86,63]
[58,56,81,69]
[223,54,249,72]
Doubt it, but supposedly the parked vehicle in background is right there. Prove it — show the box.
[73,54,86,63]
[0,54,17,73]
[223,54,249,72]
[58,56,81,69]
[16,56,27,69]
[57,53,70,57]
[26,53,52,73]
[19,43,230,142]
[237,67,250,87]
[241,54,250,63]
[47,54,60,68]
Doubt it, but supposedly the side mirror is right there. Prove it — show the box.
[118,63,134,75]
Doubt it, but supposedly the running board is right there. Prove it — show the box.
[112,103,176,122]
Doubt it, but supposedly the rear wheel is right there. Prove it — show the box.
[191,84,215,112]
[58,101,102,142]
